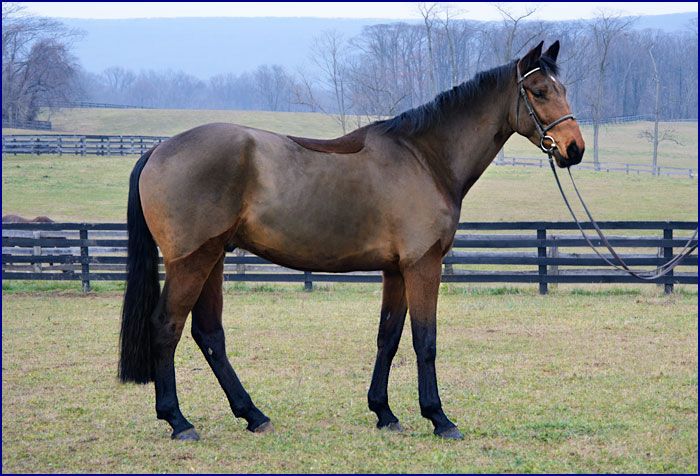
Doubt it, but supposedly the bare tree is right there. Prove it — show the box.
[417,2,439,95]
[2,3,81,123]
[492,3,543,61]
[102,66,135,103]
[310,30,351,133]
[639,43,682,174]
[435,3,468,88]
[253,64,293,111]
[588,10,636,170]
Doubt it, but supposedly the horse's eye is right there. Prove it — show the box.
[532,89,545,99]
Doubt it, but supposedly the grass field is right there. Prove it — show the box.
[2,108,698,473]
[3,108,697,168]
[2,154,697,223]
[1,285,697,473]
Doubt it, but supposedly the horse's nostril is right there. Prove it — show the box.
[566,142,583,165]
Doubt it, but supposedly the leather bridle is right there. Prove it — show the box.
[516,65,576,154]
[517,63,698,281]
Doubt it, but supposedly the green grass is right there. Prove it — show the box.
[2,154,697,222]
[3,108,696,169]
[2,286,697,472]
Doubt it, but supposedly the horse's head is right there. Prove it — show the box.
[510,41,585,168]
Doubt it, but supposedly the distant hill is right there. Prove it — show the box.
[62,12,696,78]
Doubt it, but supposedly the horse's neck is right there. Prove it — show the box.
[409,84,515,203]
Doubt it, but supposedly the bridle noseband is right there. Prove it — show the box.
[516,65,576,154]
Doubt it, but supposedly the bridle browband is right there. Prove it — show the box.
[517,63,698,281]
[516,65,576,153]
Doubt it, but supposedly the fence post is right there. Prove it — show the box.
[663,227,673,294]
[443,249,454,276]
[80,228,91,293]
[304,271,313,291]
[32,230,42,273]
[80,136,86,156]
[548,235,559,291]
[537,227,548,295]
[235,248,246,276]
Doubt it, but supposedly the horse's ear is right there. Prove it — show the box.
[519,41,544,72]
[543,41,560,62]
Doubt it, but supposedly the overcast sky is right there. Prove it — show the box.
[18,2,699,21]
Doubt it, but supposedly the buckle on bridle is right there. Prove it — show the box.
[540,135,557,154]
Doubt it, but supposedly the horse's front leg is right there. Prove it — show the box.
[402,243,463,440]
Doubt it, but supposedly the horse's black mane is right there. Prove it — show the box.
[374,55,558,136]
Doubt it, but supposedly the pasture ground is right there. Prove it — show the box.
[2,108,697,169]
[2,154,697,223]
[1,284,697,473]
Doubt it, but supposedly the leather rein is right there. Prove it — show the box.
[517,65,698,281]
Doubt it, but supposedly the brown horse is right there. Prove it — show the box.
[119,41,584,441]
[2,214,54,223]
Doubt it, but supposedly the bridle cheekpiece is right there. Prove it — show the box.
[516,64,576,155]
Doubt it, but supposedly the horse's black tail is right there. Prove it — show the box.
[119,147,159,384]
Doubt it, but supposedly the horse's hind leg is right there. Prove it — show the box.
[367,270,407,431]
[191,255,271,433]
[152,245,222,440]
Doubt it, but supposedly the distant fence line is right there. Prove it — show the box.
[3,120,52,131]
[492,156,697,178]
[2,133,697,178]
[42,101,154,110]
[2,221,697,295]
[576,115,698,125]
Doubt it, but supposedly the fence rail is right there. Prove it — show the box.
[3,120,52,130]
[492,156,697,178]
[2,134,168,156]
[2,221,696,294]
[3,133,696,178]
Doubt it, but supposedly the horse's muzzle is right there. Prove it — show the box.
[564,142,584,167]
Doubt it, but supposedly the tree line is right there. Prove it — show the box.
[3,3,698,128]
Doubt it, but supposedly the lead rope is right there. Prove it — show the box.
[547,154,698,280]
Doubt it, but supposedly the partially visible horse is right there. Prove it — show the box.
[2,214,55,223]
[119,41,584,440]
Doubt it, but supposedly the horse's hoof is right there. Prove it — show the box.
[435,426,463,440]
[172,427,200,441]
[379,421,403,432]
[252,420,274,434]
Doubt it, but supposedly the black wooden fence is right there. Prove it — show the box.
[2,221,697,294]
[2,134,168,156]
